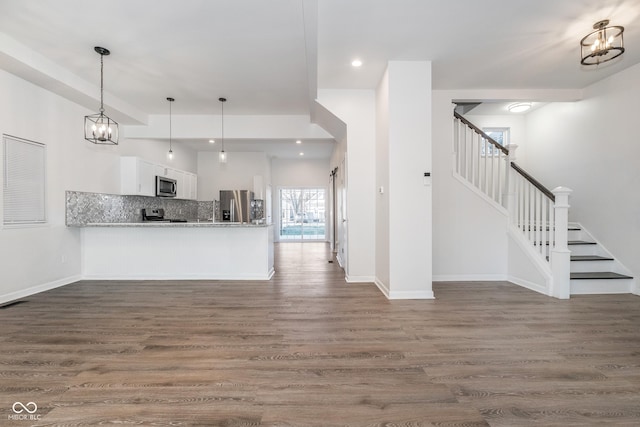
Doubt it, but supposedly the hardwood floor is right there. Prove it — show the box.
[1,242,640,426]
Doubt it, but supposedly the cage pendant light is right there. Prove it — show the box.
[84,46,119,145]
[167,97,175,160]
[580,20,625,66]
[218,97,227,164]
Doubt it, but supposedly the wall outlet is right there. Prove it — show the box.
[60,255,66,264]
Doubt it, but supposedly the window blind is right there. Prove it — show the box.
[3,135,46,225]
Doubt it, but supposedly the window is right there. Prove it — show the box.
[279,188,326,240]
[3,135,46,225]
[482,127,510,157]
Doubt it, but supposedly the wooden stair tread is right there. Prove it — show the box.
[524,226,581,231]
[545,240,596,246]
[570,255,614,261]
[570,272,633,280]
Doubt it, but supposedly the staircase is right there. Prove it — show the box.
[453,110,635,298]
[566,225,634,294]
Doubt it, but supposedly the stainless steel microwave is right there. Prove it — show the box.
[156,175,177,197]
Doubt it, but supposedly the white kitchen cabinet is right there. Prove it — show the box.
[184,172,197,200]
[188,173,198,200]
[121,157,198,200]
[121,157,156,196]
[165,168,186,198]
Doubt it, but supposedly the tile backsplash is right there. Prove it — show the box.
[66,191,213,226]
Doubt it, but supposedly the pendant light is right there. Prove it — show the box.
[580,20,625,66]
[218,97,227,164]
[84,46,119,145]
[167,97,175,160]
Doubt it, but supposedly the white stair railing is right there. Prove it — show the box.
[453,112,508,207]
[453,110,572,298]
[509,161,556,260]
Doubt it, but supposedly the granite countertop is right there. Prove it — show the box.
[80,221,271,228]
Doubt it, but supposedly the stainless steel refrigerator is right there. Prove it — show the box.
[219,190,254,223]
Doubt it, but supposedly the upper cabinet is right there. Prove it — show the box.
[120,157,197,200]
[121,157,155,197]
[182,171,198,200]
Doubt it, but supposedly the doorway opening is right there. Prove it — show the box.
[279,188,326,241]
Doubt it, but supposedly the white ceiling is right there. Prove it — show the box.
[1,0,639,158]
[318,0,640,90]
[461,102,547,116]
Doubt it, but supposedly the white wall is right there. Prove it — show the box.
[197,151,271,202]
[271,158,329,188]
[432,91,509,281]
[0,70,199,303]
[318,89,376,282]
[524,62,640,286]
[119,139,197,175]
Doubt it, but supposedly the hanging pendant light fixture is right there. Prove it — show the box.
[167,97,175,160]
[84,46,119,144]
[218,97,227,164]
[580,20,625,66]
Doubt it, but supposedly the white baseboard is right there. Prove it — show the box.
[0,275,81,305]
[508,275,549,295]
[374,278,390,298]
[432,274,508,282]
[345,275,375,283]
[374,278,434,299]
[388,290,435,299]
[336,254,345,268]
[81,273,274,281]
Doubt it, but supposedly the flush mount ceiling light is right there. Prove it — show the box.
[508,102,532,113]
[218,97,227,164]
[351,59,362,67]
[580,19,625,65]
[84,46,119,145]
[296,140,302,144]
[167,97,175,160]
[209,139,215,144]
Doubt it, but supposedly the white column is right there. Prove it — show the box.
[550,186,572,299]
[386,61,433,299]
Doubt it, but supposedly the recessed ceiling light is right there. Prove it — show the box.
[508,102,532,113]
[296,140,302,144]
[209,139,215,144]
[299,152,304,156]
[351,59,362,67]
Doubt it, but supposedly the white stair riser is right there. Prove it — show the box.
[570,279,634,295]
[568,229,584,241]
[570,260,616,273]
[567,244,599,256]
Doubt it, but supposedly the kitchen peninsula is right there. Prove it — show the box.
[67,191,274,281]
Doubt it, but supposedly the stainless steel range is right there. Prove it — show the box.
[141,208,187,223]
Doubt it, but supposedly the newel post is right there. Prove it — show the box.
[551,186,572,299]
[503,143,518,217]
